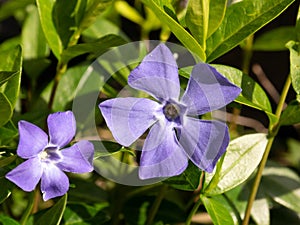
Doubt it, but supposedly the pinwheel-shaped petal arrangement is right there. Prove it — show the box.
[99,44,241,179]
[6,111,94,201]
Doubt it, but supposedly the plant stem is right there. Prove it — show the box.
[185,199,202,225]
[20,190,36,225]
[146,184,168,225]
[242,74,291,225]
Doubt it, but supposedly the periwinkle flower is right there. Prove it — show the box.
[99,44,241,179]
[6,111,94,201]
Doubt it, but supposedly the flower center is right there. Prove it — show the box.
[163,103,180,121]
[38,146,62,163]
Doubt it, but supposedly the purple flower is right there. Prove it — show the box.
[99,44,241,179]
[6,111,94,201]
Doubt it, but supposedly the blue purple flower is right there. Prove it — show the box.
[99,44,241,179]
[6,111,94,201]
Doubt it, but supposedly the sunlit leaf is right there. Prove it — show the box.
[204,133,268,195]
[0,0,34,21]
[280,100,300,125]
[0,71,18,87]
[207,0,227,37]
[142,0,206,61]
[287,41,300,95]
[201,194,239,225]
[186,0,209,49]
[36,0,63,59]
[206,0,295,62]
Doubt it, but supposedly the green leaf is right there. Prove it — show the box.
[60,34,127,64]
[21,5,49,59]
[115,1,145,26]
[253,26,296,51]
[93,141,123,158]
[287,41,300,95]
[0,71,18,87]
[280,100,300,125]
[35,194,67,225]
[82,18,128,41]
[0,93,13,127]
[206,0,295,62]
[211,64,277,124]
[163,162,202,191]
[185,0,209,49]
[78,0,113,33]
[142,0,206,61]
[0,214,19,225]
[261,162,300,214]
[0,0,34,22]
[0,168,13,204]
[52,64,89,111]
[201,195,239,225]
[0,45,22,109]
[63,203,109,225]
[36,0,63,59]
[204,133,268,195]
[207,0,227,38]
[52,0,85,48]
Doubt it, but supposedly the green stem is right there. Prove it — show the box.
[242,74,291,225]
[20,190,36,225]
[185,198,202,225]
[146,184,168,225]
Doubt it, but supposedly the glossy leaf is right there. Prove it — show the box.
[115,1,145,26]
[141,0,206,61]
[21,5,49,59]
[206,0,295,62]
[0,91,13,127]
[204,133,268,196]
[186,0,209,49]
[207,0,227,37]
[60,34,127,64]
[287,41,300,95]
[93,141,123,158]
[211,64,277,124]
[280,100,300,125]
[201,195,239,225]
[163,162,202,191]
[35,194,67,225]
[253,26,296,51]
[0,45,22,109]
[36,0,63,59]
[0,71,18,87]
[261,163,300,214]
[52,0,85,48]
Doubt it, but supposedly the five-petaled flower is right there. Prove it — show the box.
[99,44,241,179]
[6,111,94,201]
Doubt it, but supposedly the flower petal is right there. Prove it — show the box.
[56,140,94,173]
[48,111,76,148]
[128,44,180,101]
[181,63,241,115]
[99,97,160,146]
[17,121,48,158]
[5,157,43,192]
[41,163,69,201]
[139,122,188,179]
[178,117,229,172]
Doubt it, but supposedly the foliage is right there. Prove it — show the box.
[0,0,300,224]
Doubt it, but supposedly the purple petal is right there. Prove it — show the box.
[17,121,48,158]
[56,140,94,173]
[181,63,241,115]
[5,157,43,192]
[178,117,229,172]
[41,163,69,201]
[128,44,180,101]
[139,122,188,179]
[99,97,160,146]
[48,111,76,148]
